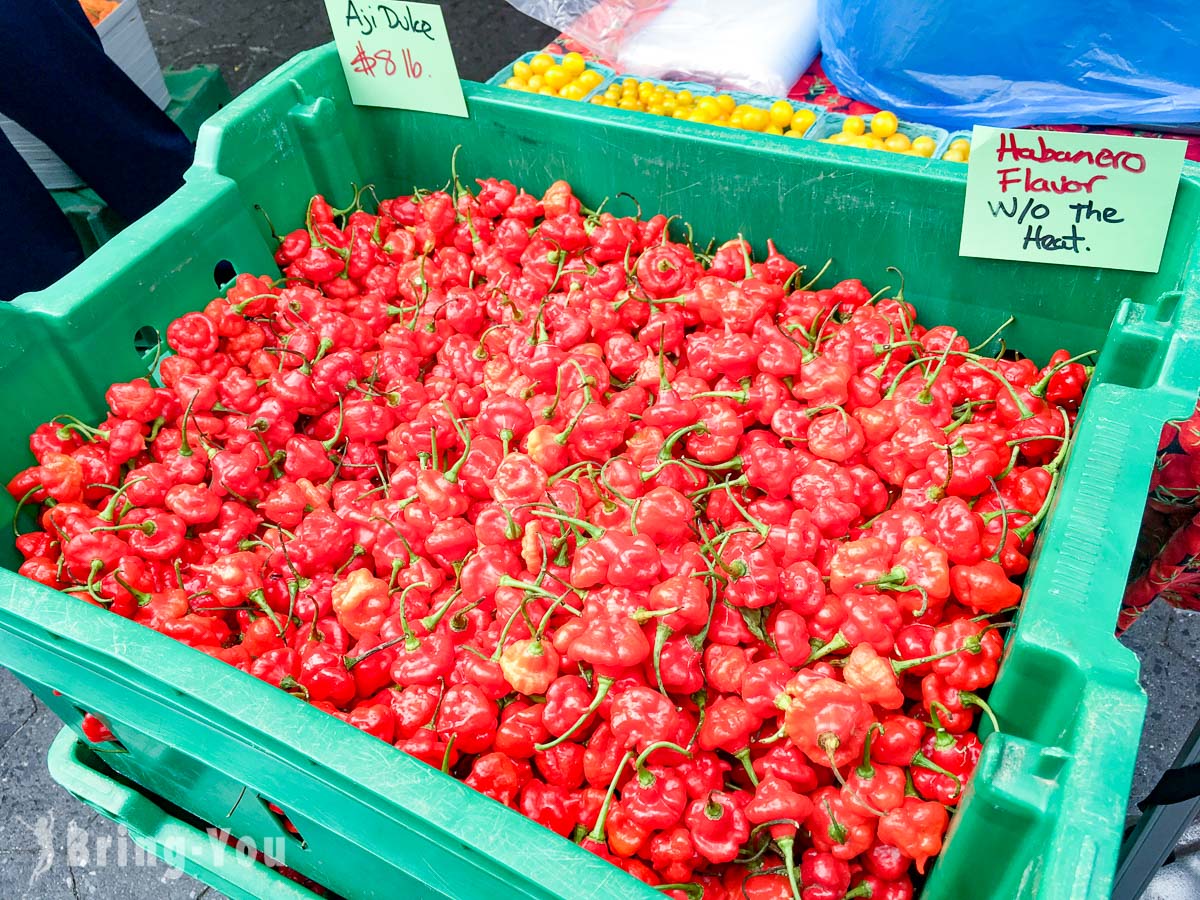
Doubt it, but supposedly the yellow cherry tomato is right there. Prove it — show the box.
[842,115,866,136]
[590,95,607,105]
[870,110,899,138]
[863,134,887,150]
[789,110,816,135]
[949,137,971,154]
[618,98,641,111]
[884,133,911,152]
[560,82,587,101]
[828,132,853,145]
[512,61,532,81]
[695,96,720,117]
[715,94,736,115]
[942,149,967,162]
[769,100,794,129]
[543,65,570,91]
[784,128,805,138]
[562,52,586,76]
[661,99,677,115]
[741,107,770,132]
[529,53,554,76]
[911,135,937,158]
[646,103,665,117]
[576,70,603,91]
[765,124,785,135]
[673,108,690,119]
[538,86,557,97]
[527,74,545,91]
[729,111,745,129]
[676,90,694,106]
[502,77,526,91]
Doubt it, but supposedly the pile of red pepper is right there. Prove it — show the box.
[1122,400,1200,632]
[8,173,1089,899]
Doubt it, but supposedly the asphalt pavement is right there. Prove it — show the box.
[1,2,1197,898]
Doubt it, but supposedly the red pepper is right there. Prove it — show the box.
[519,780,580,836]
[685,791,750,865]
[929,619,1003,690]
[912,730,982,805]
[877,797,949,874]
[782,673,874,770]
[806,785,876,860]
[745,774,813,839]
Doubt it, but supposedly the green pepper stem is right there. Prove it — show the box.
[652,885,703,900]
[689,474,748,500]
[440,733,457,775]
[1028,349,1096,397]
[11,484,44,538]
[634,740,692,771]
[525,508,605,540]
[395,580,432,651]
[734,747,760,786]
[856,722,885,780]
[797,257,832,292]
[112,572,154,606]
[554,365,594,445]
[723,484,770,538]
[910,750,963,798]
[585,750,634,844]
[321,396,345,451]
[949,352,1036,419]
[804,633,849,665]
[778,836,802,900]
[535,675,614,752]
[420,589,463,633]
[652,622,673,695]
[961,690,1001,733]
[97,477,147,524]
[178,393,198,458]
[246,588,284,635]
[441,400,473,483]
[487,602,529,663]
[967,316,1015,354]
[657,421,707,461]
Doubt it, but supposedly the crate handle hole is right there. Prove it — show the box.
[259,797,308,849]
[75,708,128,753]
[132,325,161,360]
[213,259,237,288]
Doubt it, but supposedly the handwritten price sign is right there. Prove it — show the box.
[959,126,1185,273]
[323,0,467,116]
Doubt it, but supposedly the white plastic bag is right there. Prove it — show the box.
[506,0,819,96]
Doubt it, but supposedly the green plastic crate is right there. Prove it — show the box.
[3,42,1200,899]
[163,64,233,142]
[46,727,320,900]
